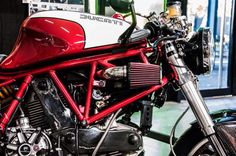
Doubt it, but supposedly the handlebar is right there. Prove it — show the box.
[128,29,151,43]
[127,20,182,44]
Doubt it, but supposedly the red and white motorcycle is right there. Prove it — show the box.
[0,0,235,155]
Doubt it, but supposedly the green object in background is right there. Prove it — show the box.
[163,0,167,12]
[68,0,83,4]
[95,0,99,14]
[109,0,132,13]
[84,0,89,13]
[95,0,106,15]
[95,0,167,15]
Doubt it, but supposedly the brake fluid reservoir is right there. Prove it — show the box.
[167,1,182,18]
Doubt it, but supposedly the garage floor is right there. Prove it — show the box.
[133,96,236,156]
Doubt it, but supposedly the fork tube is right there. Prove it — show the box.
[165,41,226,156]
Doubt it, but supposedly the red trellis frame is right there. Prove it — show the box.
[0,47,172,133]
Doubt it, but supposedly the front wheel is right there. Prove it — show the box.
[169,126,216,156]
[187,138,216,156]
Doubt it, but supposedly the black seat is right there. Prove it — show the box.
[0,54,7,63]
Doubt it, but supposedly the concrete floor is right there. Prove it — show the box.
[132,96,236,156]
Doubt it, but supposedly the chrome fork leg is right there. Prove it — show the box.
[181,81,226,156]
[165,41,226,156]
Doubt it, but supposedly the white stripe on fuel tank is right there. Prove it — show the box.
[30,11,130,48]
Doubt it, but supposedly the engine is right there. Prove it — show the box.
[0,67,149,156]
[5,116,52,156]
[4,115,143,156]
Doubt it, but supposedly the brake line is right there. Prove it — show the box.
[170,106,190,156]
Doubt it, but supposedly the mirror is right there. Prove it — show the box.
[109,0,133,13]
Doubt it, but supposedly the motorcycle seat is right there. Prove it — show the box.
[0,54,7,63]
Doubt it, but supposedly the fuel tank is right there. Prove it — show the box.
[1,11,134,70]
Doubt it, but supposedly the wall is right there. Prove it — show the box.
[0,0,27,54]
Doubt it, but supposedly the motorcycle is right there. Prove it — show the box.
[0,0,236,155]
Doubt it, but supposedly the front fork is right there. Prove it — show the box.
[165,41,227,156]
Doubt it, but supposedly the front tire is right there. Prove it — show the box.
[169,126,216,156]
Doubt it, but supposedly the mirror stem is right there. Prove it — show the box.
[118,1,137,44]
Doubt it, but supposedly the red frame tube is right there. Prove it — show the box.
[0,79,16,88]
[98,61,115,68]
[139,52,149,63]
[84,62,97,118]
[0,75,32,132]
[49,70,84,120]
[87,77,169,124]
[0,47,173,130]
[0,48,146,80]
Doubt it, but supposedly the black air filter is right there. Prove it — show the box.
[128,62,161,89]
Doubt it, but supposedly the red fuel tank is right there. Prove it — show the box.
[1,11,132,69]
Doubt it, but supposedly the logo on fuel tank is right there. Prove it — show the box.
[80,14,123,26]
